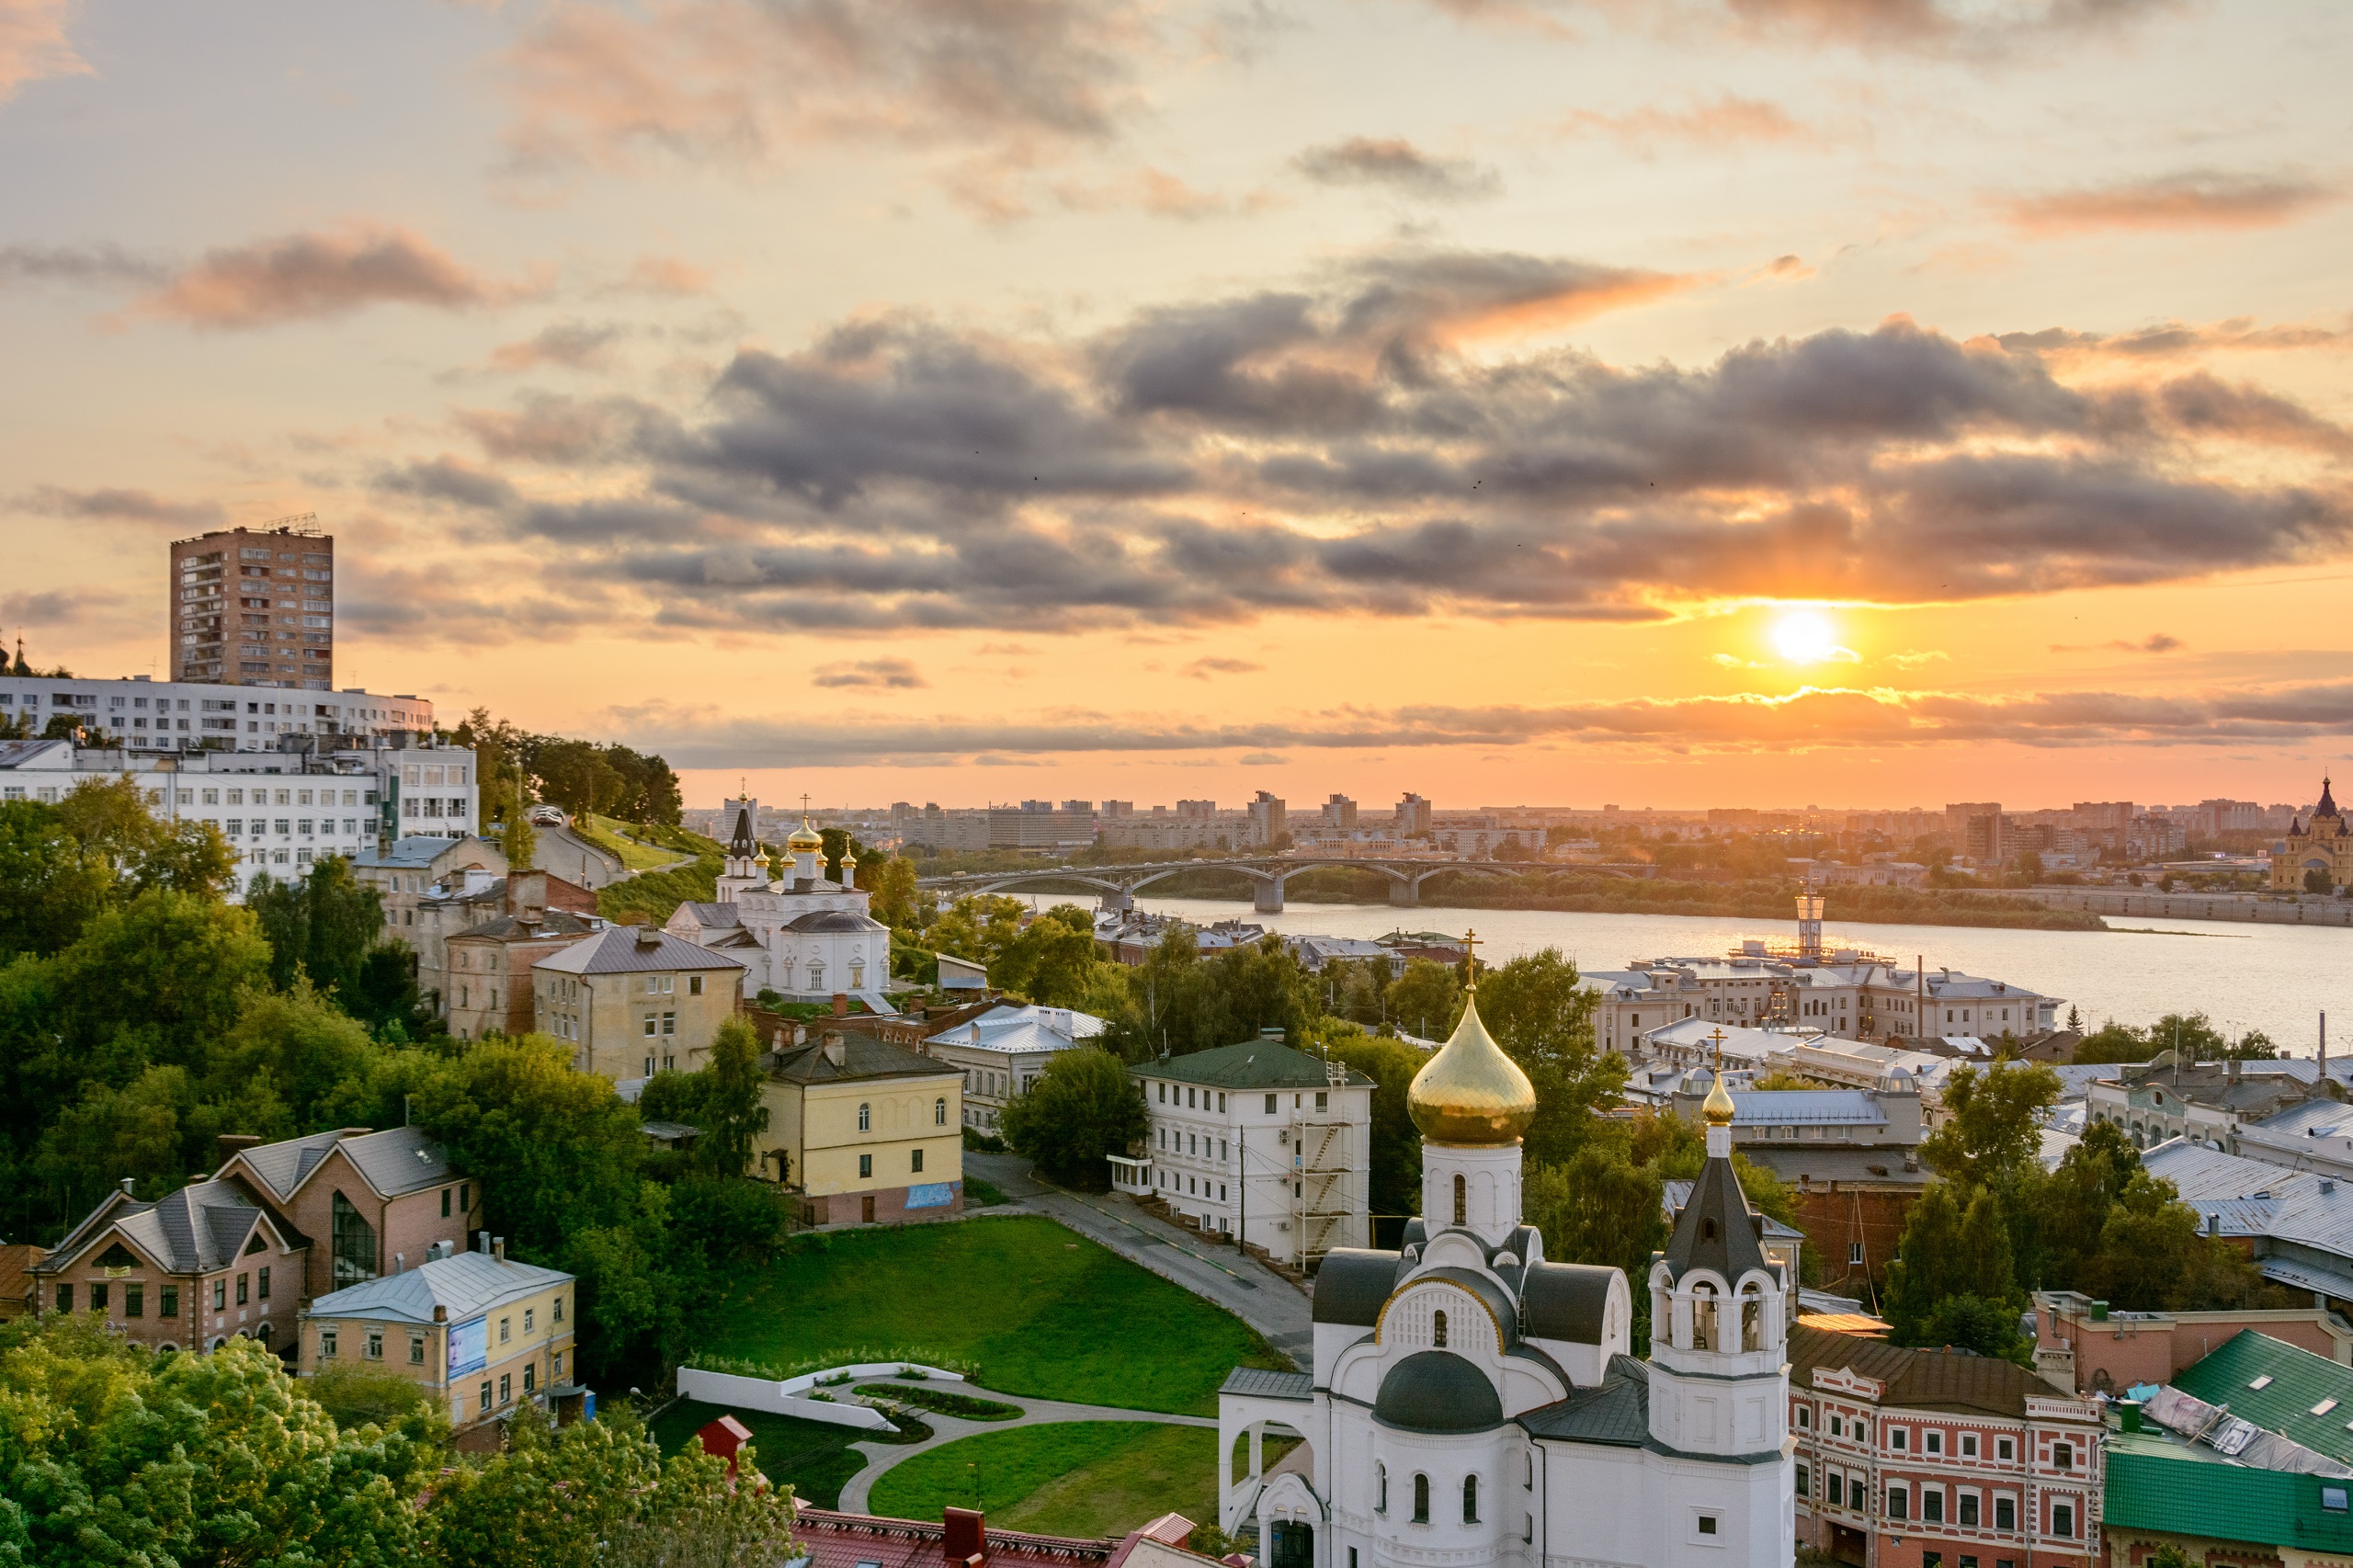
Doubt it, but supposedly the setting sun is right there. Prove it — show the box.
[1771,608,1842,665]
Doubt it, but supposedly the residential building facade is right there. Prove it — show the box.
[533,924,747,1080]
[923,1002,1107,1133]
[0,675,431,752]
[301,1244,576,1437]
[170,520,335,688]
[1788,1322,2104,1568]
[758,1030,965,1226]
[213,1124,484,1301]
[30,1176,307,1356]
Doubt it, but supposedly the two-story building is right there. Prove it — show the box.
[533,924,747,1081]
[758,1028,964,1226]
[29,1176,308,1357]
[1789,1322,2104,1568]
[1115,1034,1374,1269]
[301,1240,576,1441]
[2085,1060,2322,1153]
[923,1002,1108,1134]
[213,1124,483,1299]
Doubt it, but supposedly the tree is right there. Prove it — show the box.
[206,980,380,1127]
[994,905,1108,1007]
[1474,949,1625,1166]
[928,893,1029,971]
[502,806,538,871]
[865,854,922,933]
[1918,1060,2062,1188]
[247,856,390,997]
[2308,868,2334,894]
[1000,1046,1149,1187]
[1385,959,1461,1041]
[696,1016,769,1177]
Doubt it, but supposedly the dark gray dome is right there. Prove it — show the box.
[1373,1351,1503,1434]
[786,910,887,933]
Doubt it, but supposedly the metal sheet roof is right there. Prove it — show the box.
[309,1250,572,1325]
[2104,1436,2353,1549]
[2173,1331,2353,1468]
[1142,1039,1373,1092]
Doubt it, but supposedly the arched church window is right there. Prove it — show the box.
[935,1096,947,1126]
[809,962,824,989]
[1462,1475,1479,1524]
[1453,1174,1467,1226]
[1690,1283,1718,1351]
[1413,1474,1430,1523]
[1377,1464,1388,1514]
[850,960,865,988]
[1741,1288,1764,1351]
[1433,1309,1448,1348]
[858,1103,871,1131]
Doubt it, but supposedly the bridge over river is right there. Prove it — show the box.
[915,855,1649,914]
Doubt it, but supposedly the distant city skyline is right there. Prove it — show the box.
[5,2,2348,808]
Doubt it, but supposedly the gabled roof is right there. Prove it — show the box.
[2173,1330,2353,1467]
[38,1178,291,1278]
[353,835,501,869]
[537,925,747,975]
[769,1032,959,1086]
[672,902,745,930]
[449,910,602,943]
[1785,1322,2057,1417]
[228,1124,459,1203]
[1142,1039,1373,1092]
[309,1249,571,1325]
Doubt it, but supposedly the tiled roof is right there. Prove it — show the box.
[2105,1431,2353,1549]
[1660,1181,1806,1240]
[39,1179,281,1277]
[769,1032,958,1086]
[1518,1352,1651,1446]
[353,835,499,869]
[2172,1329,2353,1467]
[790,1509,1123,1568]
[1785,1322,2055,1417]
[537,925,747,975]
[1142,1039,1373,1092]
[309,1250,571,1325]
[232,1125,457,1202]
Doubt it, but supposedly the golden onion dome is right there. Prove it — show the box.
[1701,1067,1737,1128]
[1407,989,1537,1145]
[787,819,824,853]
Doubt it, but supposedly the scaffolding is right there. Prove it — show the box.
[1284,1056,1357,1268]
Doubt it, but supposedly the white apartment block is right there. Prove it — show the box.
[1586,956,2059,1055]
[0,673,432,753]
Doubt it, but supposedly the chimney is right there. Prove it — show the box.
[833,992,848,1017]
[119,1176,136,1196]
[636,926,662,950]
[493,1237,506,1263]
[944,1507,986,1568]
[2228,1057,2242,1084]
[506,868,550,922]
[477,1229,491,1254]
[434,1303,448,1324]
[215,1132,262,1168]
[393,1252,405,1273]
[823,1032,847,1069]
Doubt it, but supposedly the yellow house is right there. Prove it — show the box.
[762,1028,964,1226]
[301,1244,577,1437]
[533,924,746,1081]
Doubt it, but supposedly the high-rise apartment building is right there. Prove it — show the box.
[171,517,335,690]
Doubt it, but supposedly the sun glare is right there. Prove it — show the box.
[1771,609,1840,665]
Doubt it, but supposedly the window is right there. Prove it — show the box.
[1377,1464,1388,1514]
[410,1334,426,1365]
[1995,1437,2014,1461]
[1830,1415,1844,1437]
[1266,1093,1277,1113]
[1923,1489,1944,1525]
[331,1191,378,1290]
[235,1274,248,1306]
[689,974,703,995]
[1157,1083,1165,1102]
[1961,1433,1979,1458]
[859,1153,873,1178]
[1796,1406,1811,1429]
[2050,1503,2075,1539]
[1848,1241,1865,1265]
[1795,1464,1809,1498]
[552,1295,563,1322]
[1959,1493,1979,1528]
[1926,1431,1943,1456]
[1892,1427,1907,1451]
[2326,1487,2350,1514]
[1462,1475,1478,1524]
[500,1373,512,1404]
[1434,1310,1449,1347]
[257,1267,269,1301]
[1453,1173,1467,1226]
[913,1148,925,1173]
[442,1188,451,1218]
[91,1282,108,1312]
[2314,1398,2341,1417]
[643,1015,658,1037]
[1925,1553,1942,1568]
[161,1285,177,1318]
[1886,1485,1907,1521]
[213,1279,226,1311]
[367,1329,383,1359]
[460,1183,471,1212]
[2249,1374,2275,1390]
[126,1284,143,1317]
[2052,1442,2073,1471]
[500,1316,511,1345]
[524,1364,535,1393]
[662,1012,676,1036]
[1413,1473,1429,1524]
[936,1097,947,1126]
[1995,1496,2016,1531]
[526,1308,535,1333]
[481,1382,493,1413]
[858,1103,871,1131]
[1826,1473,1843,1507]
[322,1329,338,1358]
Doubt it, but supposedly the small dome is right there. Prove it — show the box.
[1374,1351,1503,1434]
[787,817,824,853]
[1701,1066,1736,1128]
[1408,991,1537,1145]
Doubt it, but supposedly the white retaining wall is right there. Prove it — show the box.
[675,1360,970,1431]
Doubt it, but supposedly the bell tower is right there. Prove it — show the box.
[716,797,767,903]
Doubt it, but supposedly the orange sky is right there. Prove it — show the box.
[3,0,2349,812]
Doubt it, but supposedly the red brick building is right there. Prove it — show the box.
[1789,1323,2105,1568]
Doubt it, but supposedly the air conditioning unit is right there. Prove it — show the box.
[1277,1220,1291,1231]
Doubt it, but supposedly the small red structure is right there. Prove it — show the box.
[694,1414,755,1474]
[944,1506,987,1568]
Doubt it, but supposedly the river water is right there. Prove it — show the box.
[1120,895,2349,1056]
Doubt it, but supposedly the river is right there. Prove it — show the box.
[1118,895,2350,1056]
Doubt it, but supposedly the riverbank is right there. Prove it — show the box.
[1132,864,2106,932]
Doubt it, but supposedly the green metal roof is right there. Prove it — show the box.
[1140,1039,1374,1092]
[2105,1437,2353,1550]
[2173,1329,2353,1467]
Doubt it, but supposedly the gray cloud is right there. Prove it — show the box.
[0,242,168,287]
[610,675,2353,767]
[2003,172,2340,235]
[365,247,2349,635]
[135,224,529,328]
[813,656,927,688]
[488,321,630,372]
[11,484,226,528]
[1184,656,1264,678]
[1294,137,1500,201]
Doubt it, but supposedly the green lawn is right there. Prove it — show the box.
[966,1176,1008,1208]
[692,1214,1287,1415]
[869,1423,1219,1539]
[650,1399,886,1508]
[585,813,693,872]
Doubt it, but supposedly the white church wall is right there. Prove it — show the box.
[1537,1440,1650,1568]
[1363,1426,1520,1566]
[1421,1142,1524,1244]
[1315,1323,1370,1371]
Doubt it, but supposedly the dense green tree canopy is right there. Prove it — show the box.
[1001,1045,1151,1188]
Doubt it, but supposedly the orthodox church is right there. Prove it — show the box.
[2271,777,2350,893]
[663,800,894,1005]
[1218,950,1794,1568]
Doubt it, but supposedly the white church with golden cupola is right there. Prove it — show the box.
[663,797,895,1006]
[1217,938,1796,1568]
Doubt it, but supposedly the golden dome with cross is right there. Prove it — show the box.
[1406,930,1539,1145]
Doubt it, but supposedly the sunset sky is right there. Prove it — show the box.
[4,0,2349,812]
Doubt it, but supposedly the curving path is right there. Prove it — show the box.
[834,1392,1216,1515]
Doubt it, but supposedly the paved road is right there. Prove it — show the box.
[964,1149,1315,1369]
[835,1391,1216,1514]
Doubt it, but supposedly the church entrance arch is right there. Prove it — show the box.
[1267,1520,1313,1568]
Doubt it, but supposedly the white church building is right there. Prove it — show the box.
[664,800,897,1007]
[1218,962,1796,1568]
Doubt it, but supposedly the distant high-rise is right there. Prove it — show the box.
[170,517,334,690]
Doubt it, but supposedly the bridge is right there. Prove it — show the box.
[915,855,1645,914]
